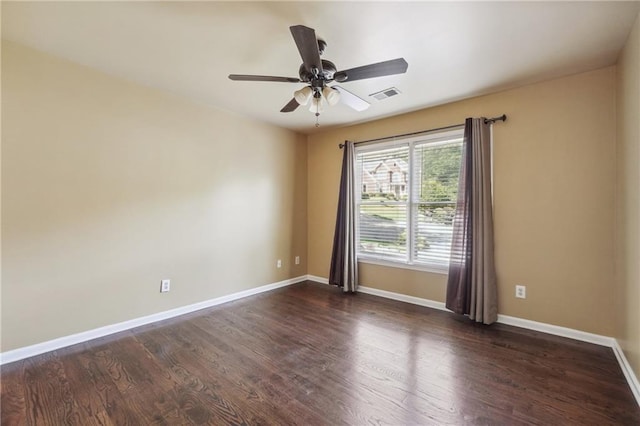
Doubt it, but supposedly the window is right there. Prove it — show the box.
[355,128,464,272]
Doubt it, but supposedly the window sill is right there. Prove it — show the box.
[357,257,449,275]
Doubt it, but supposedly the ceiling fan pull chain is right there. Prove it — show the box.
[315,113,320,127]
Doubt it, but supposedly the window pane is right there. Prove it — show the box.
[414,203,455,267]
[412,138,462,267]
[357,144,409,262]
[357,145,409,201]
[414,141,462,203]
[359,202,407,260]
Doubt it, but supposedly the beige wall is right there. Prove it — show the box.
[308,67,617,336]
[1,41,307,352]
[616,13,640,380]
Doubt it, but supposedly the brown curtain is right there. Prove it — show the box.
[446,118,498,324]
[329,141,358,292]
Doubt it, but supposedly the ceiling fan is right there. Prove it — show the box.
[228,25,408,124]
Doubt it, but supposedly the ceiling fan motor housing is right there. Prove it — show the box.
[317,39,327,56]
[298,60,337,86]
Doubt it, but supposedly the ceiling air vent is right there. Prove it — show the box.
[370,87,401,101]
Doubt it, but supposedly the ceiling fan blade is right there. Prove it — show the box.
[229,74,301,83]
[280,98,300,113]
[290,25,323,74]
[332,86,370,112]
[334,58,408,83]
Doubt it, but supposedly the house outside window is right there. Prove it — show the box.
[355,128,464,272]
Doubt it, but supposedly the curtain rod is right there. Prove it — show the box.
[338,114,507,148]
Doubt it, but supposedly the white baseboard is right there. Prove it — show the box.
[496,314,615,347]
[358,285,448,312]
[306,274,329,284]
[306,275,639,406]
[0,275,307,365]
[612,339,640,404]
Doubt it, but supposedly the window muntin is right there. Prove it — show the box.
[355,129,463,270]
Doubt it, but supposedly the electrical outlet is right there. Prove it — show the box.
[277,259,282,268]
[295,256,300,265]
[160,279,170,293]
[515,285,526,299]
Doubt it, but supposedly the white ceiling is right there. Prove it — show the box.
[3,1,639,134]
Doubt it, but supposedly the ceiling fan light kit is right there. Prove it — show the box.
[309,96,324,113]
[294,86,313,105]
[228,24,408,125]
[322,86,340,106]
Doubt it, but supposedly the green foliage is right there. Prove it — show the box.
[419,143,462,203]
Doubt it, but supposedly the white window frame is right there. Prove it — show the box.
[354,127,464,274]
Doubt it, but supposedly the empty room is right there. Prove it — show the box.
[2,1,640,424]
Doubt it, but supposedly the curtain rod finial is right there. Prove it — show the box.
[485,114,507,125]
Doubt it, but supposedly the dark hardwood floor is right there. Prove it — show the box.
[2,281,639,425]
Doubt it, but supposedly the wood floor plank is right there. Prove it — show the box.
[1,281,639,425]
[93,335,201,425]
[161,322,326,424]
[22,352,86,425]
[200,298,430,424]
[136,324,273,425]
[188,306,391,424]
[58,344,134,426]
[1,360,27,425]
